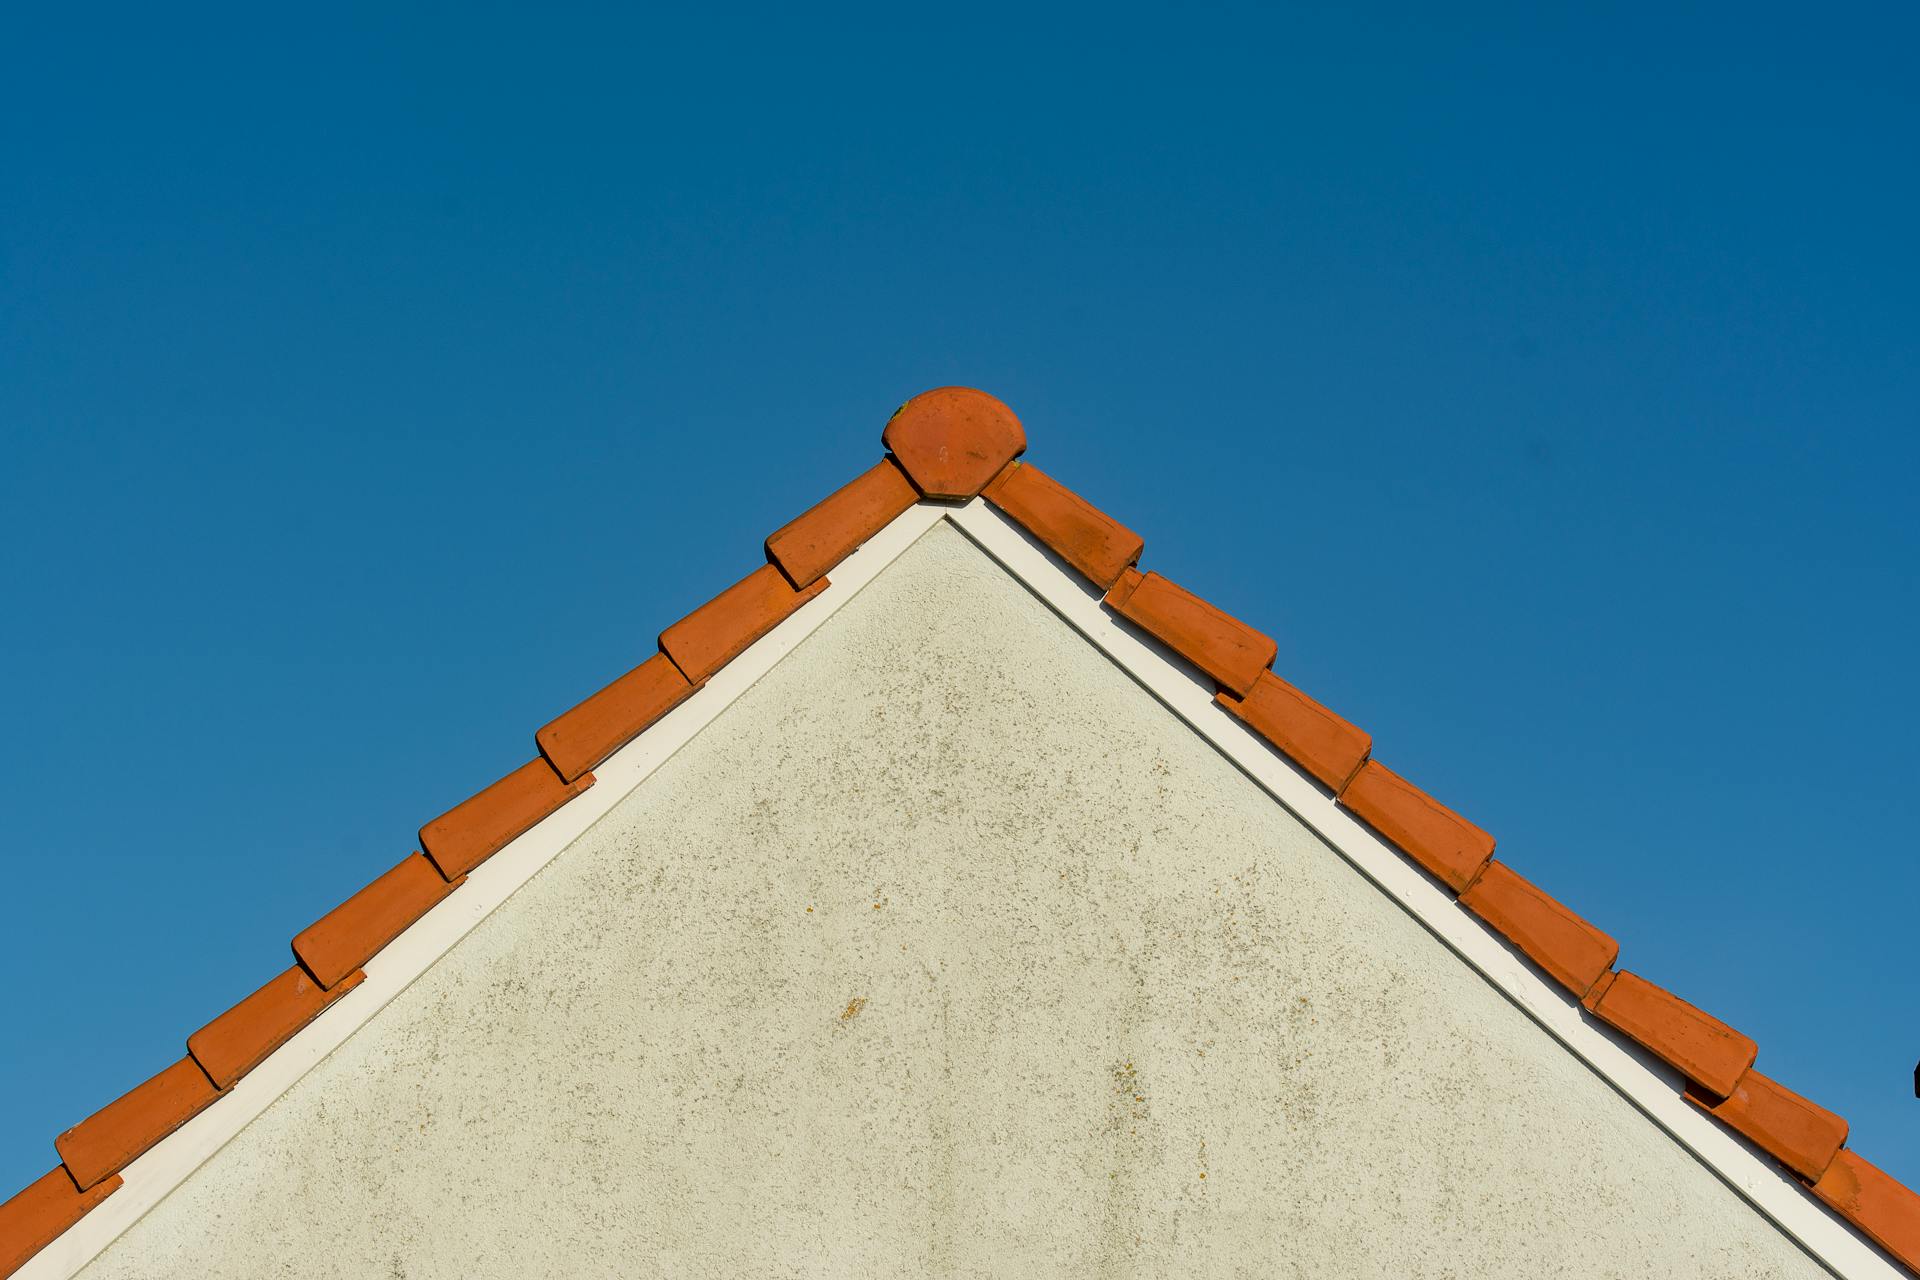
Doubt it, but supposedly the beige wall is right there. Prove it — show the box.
[80,523,1830,1279]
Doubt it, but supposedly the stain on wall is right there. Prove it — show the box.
[80,524,1830,1279]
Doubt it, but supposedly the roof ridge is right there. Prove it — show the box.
[3,387,1914,1277]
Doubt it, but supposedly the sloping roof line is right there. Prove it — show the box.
[3,387,1916,1276]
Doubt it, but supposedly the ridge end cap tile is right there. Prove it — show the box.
[18,399,1914,1270]
[882,386,1026,499]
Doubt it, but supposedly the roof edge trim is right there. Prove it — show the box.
[942,500,1910,1280]
[13,503,951,1280]
[14,495,1906,1280]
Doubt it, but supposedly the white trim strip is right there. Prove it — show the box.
[945,499,1896,1280]
[24,497,1897,1278]
[20,504,949,1279]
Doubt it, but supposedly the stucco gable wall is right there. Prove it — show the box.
[79,523,1829,1279]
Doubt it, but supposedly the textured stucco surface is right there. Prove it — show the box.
[81,522,1828,1279]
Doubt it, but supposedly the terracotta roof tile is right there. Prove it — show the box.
[1104,567,1276,697]
[1338,759,1494,892]
[54,1058,219,1192]
[0,1168,120,1279]
[1579,968,1617,1011]
[536,653,696,784]
[293,852,457,990]
[1685,1070,1847,1182]
[188,965,366,1092]
[660,564,828,686]
[420,758,593,880]
[1217,670,1371,793]
[981,461,1143,589]
[1813,1149,1920,1272]
[881,386,1025,499]
[1586,970,1757,1099]
[766,458,919,589]
[1460,861,1617,998]
[8,387,1915,1276]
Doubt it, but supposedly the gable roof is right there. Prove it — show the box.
[3,387,1916,1278]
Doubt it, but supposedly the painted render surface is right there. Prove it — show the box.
[78,523,1830,1279]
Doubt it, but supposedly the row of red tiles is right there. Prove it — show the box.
[0,493,893,1271]
[1,580,841,1270]
[6,388,1914,1274]
[981,445,1916,1271]
[0,389,1003,1275]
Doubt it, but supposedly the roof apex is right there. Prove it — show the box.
[881,386,1026,499]
[5,387,1914,1280]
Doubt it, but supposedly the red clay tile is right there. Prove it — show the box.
[187,965,366,1091]
[55,1058,219,1192]
[0,1168,120,1278]
[659,564,828,686]
[1686,1070,1847,1182]
[1460,860,1618,998]
[4,396,1915,1246]
[881,386,1026,499]
[1104,568,1276,697]
[1338,760,1494,892]
[536,653,695,784]
[766,458,919,589]
[1587,970,1757,1098]
[420,758,593,880]
[1580,969,1617,1012]
[293,852,456,990]
[1813,1149,1920,1270]
[981,461,1143,589]
[1217,671,1371,792]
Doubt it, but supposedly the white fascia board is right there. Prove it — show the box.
[22,506,949,1279]
[23,497,1897,1279]
[945,500,1898,1280]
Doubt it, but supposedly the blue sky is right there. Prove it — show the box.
[2,1,1915,1203]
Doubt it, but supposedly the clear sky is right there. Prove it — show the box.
[3,2,1915,1204]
